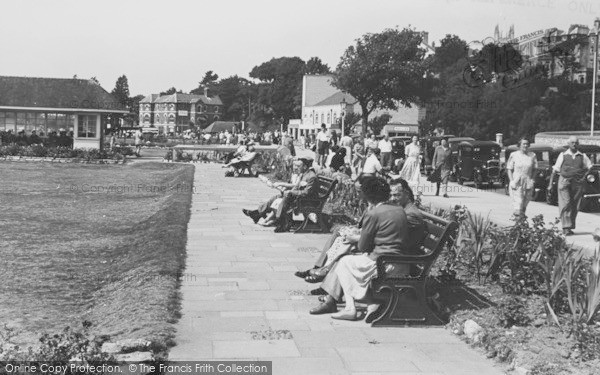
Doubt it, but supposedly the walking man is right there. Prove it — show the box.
[431,138,453,197]
[552,136,592,236]
[378,135,393,169]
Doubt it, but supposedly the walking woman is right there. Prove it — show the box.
[506,138,537,217]
[399,135,422,187]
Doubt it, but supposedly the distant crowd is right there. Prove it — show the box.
[0,129,74,148]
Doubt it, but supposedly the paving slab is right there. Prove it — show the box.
[168,163,507,374]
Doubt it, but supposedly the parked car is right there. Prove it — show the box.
[501,144,554,201]
[453,140,502,189]
[390,136,411,171]
[546,144,600,212]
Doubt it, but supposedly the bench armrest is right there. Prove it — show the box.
[375,253,437,280]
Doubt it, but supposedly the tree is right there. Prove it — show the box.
[250,57,306,124]
[191,71,220,95]
[333,27,434,134]
[111,75,131,109]
[430,34,468,75]
[129,94,146,122]
[305,57,331,74]
[369,114,392,135]
[160,87,183,95]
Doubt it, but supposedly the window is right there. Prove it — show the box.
[36,113,46,133]
[214,106,219,113]
[5,112,15,131]
[16,112,26,132]
[0,112,5,130]
[46,114,58,133]
[77,115,97,138]
[143,114,151,123]
[327,113,330,124]
[168,114,175,124]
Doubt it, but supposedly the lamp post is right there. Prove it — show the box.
[591,18,600,137]
[340,97,347,136]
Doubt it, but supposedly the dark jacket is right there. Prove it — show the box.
[290,169,318,198]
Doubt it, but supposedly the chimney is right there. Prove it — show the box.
[204,87,209,97]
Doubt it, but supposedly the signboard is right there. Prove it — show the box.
[393,126,411,132]
[178,110,188,116]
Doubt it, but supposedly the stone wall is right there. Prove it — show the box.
[534,131,600,148]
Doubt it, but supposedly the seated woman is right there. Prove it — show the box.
[309,177,409,320]
[297,178,423,284]
[224,145,257,169]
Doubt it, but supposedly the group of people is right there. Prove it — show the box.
[242,171,426,321]
[242,157,317,232]
[505,135,593,236]
[0,129,73,148]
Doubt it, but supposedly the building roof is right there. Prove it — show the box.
[313,92,357,107]
[0,76,128,113]
[152,93,223,106]
[140,94,159,103]
[204,121,238,133]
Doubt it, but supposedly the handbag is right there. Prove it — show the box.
[427,166,441,183]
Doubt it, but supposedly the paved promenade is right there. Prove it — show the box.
[169,163,505,375]
[418,181,599,255]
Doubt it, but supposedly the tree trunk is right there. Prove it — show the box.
[361,102,369,135]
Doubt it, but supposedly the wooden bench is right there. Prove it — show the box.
[229,153,259,177]
[367,211,458,326]
[292,176,338,233]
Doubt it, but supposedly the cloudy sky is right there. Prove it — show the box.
[1,0,598,95]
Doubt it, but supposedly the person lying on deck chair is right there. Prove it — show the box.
[296,178,425,284]
[243,157,318,232]
[224,145,257,170]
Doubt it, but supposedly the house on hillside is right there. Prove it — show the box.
[139,88,223,134]
[0,76,128,149]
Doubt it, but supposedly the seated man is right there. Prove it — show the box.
[223,142,251,166]
[297,178,424,283]
[243,157,319,232]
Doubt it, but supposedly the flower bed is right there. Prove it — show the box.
[419,204,600,375]
[0,145,132,163]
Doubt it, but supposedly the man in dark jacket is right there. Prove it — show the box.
[283,131,296,156]
[243,158,318,232]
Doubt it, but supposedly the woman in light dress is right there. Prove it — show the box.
[399,135,422,188]
[506,138,537,217]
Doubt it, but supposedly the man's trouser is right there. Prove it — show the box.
[558,176,584,230]
[381,152,392,168]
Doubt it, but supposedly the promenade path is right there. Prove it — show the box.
[169,163,505,375]
[418,180,599,255]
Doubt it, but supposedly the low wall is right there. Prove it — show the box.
[535,131,600,148]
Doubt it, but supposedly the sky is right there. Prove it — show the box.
[1,0,599,96]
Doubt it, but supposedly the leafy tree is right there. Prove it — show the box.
[191,71,220,95]
[368,114,392,135]
[111,75,131,108]
[129,94,146,121]
[333,27,434,134]
[430,34,468,75]
[159,87,183,95]
[250,57,306,124]
[305,57,331,74]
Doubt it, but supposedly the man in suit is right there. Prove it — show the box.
[552,136,592,236]
[243,157,319,232]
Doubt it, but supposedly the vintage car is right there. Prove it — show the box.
[546,144,600,212]
[453,140,502,189]
[501,144,554,201]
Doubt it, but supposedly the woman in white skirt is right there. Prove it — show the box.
[399,136,422,189]
[330,177,409,320]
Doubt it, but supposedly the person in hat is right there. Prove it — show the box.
[243,157,318,232]
[552,136,592,236]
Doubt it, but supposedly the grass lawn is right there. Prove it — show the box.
[0,161,194,351]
